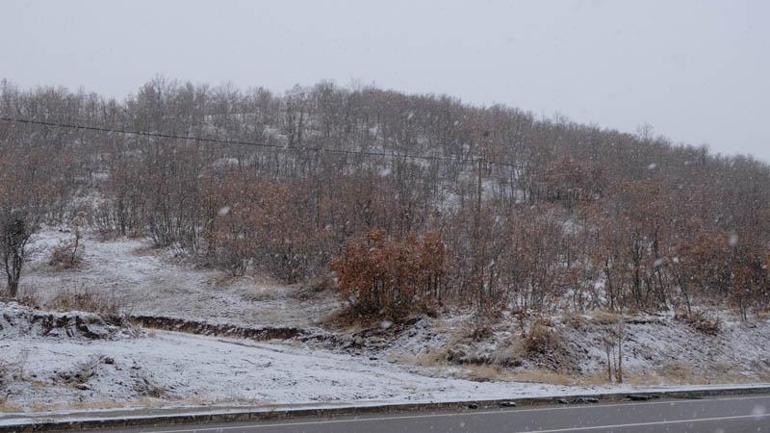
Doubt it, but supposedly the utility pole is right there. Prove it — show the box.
[476,157,483,224]
[474,157,486,323]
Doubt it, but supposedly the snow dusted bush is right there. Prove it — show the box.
[48,214,86,270]
[0,210,35,298]
[48,243,76,269]
[204,175,332,281]
[48,240,84,270]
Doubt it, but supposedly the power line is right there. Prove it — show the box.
[0,116,516,168]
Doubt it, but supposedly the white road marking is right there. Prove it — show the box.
[514,413,770,433]
[140,395,770,433]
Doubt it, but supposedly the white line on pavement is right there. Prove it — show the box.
[140,395,770,433]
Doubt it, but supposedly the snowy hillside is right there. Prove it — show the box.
[1,230,769,414]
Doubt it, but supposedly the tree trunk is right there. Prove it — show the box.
[6,275,19,298]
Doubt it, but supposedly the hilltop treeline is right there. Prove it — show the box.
[1,78,768,319]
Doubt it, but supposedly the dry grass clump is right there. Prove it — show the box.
[407,347,451,368]
[451,364,577,385]
[508,370,576,385]
[675,310,721,335]
[468,325,493,341]
[18,397,168,414]
[621,371,668,385]
[490,336,524,368]
[563,312,588,330]
[522,317,579,373]
[412,317,571,374]
[48,289,120,316]
[14,289,42,309]
[295,273,337,300]
[589,310,623,325]
[0,401,22,413]
[321,307,378,329]
[462,364,505,382]
[244,287,281,302]
[524,319,562,355]
[397,324,490,368]
[658,361,695,383]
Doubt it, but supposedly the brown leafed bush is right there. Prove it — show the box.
[204,175,333,282]
[331,229,446,321]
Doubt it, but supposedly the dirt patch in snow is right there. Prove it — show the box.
[129,315,306,341]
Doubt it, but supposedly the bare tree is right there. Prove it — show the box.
[0,210,34,298]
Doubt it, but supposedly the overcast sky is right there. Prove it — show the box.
[2,0,768,161]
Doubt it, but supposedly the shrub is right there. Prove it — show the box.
[589,310,623,325]
[331,229,446,321]
[0,210,35,298]
[49,240,84,270]
[205,176,332,282]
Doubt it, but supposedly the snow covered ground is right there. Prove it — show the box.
[20,230,339,328]
[0,302,621,414]
[3,302,766,417]
[0,319,581,412]
[3,229,770,416]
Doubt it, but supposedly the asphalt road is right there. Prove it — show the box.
[115,395,770,433]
